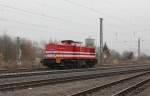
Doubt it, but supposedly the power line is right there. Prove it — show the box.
[1,23,59,36]
[34,0,138,31]
[0,1,143,43]
[63,0,145,42]
[0,17,72,32]
[104,21,134,32]
[0,3,93,27]
[0,2,138,32]
[63,0,138,27]
[98,0,131,15]
[0,17,95,37]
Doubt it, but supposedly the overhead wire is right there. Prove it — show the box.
[0,0,148,54]
[63,0,138,27]
[0,17,73,32]
[0,3,93,28]
[63,0,140,45]
[0,1,136,33]
[0,1,140,41]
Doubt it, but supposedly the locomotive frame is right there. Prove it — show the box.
[41,40,97,69]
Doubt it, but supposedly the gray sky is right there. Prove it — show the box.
[0,0,150,54]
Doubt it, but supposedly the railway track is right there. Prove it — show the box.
[0,67,48,74]
[70,71,150,96]
[0,64,149,74]
[0,65,150,91]
[112,77,150,96]
[1,64,150,79]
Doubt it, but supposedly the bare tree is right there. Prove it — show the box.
[20,39,36,61]
[0,35,17,62]
[110,49,121,59]
[122,51,134,60]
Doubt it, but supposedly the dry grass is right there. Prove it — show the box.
[0,59,46,71]
[96,59,150,67]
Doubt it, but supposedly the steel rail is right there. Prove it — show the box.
[112,78,150,96]
[70,71,150,96]
[0,68,150,91]
[1,64,150,79]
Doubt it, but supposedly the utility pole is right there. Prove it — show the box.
[4,34,8,62]
[16,37,21,64]
[99,18,103,65]
[138,38,140,59]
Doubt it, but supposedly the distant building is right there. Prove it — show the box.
[85,38,95,47]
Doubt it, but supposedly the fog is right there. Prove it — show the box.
[0,0,150,54]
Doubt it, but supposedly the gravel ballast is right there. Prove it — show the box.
[0,72,147,96]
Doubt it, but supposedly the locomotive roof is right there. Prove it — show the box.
[61,40,82,44]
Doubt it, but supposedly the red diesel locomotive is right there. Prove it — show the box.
[41,40,97,68]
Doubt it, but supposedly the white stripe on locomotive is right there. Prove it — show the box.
[46,54,96,58]
[45,51,96,55]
